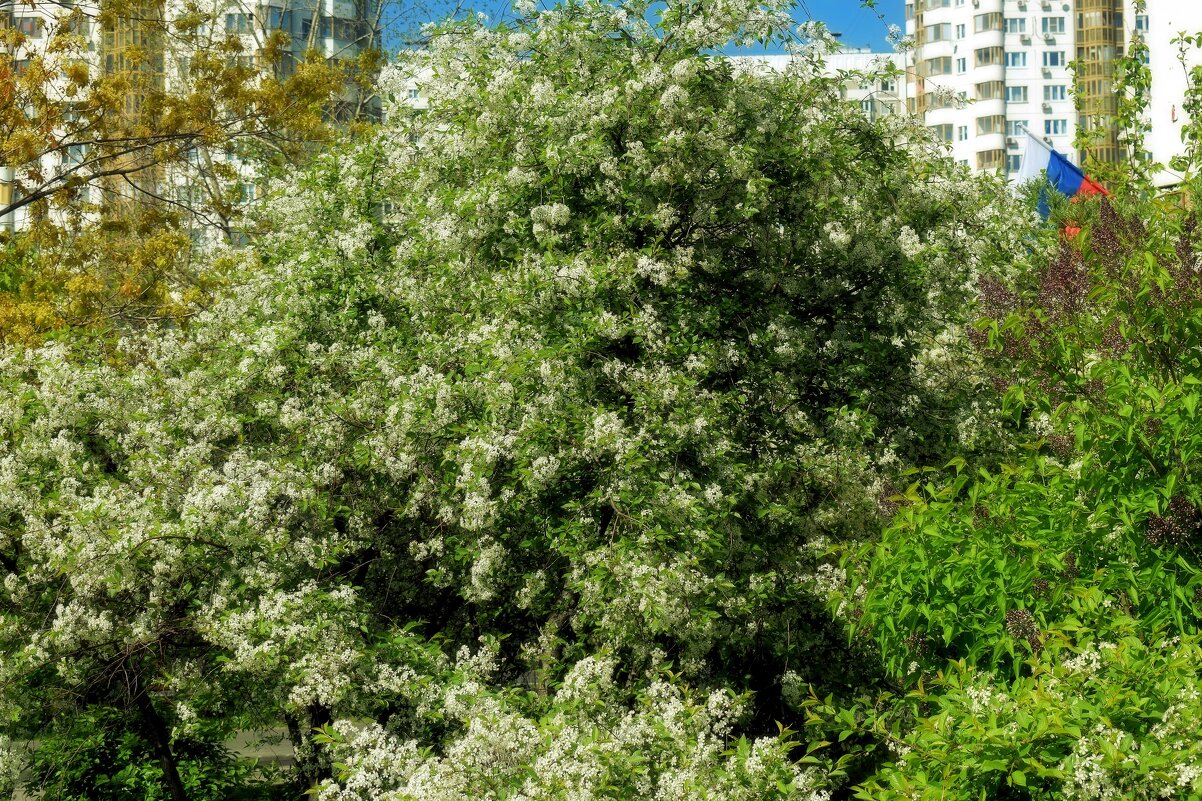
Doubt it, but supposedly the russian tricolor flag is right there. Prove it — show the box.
[1018,131,1108,219]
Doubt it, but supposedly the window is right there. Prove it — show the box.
[922,23,951,43]
[924,56,953,76]
[407,88,420,100]
[977,114,1005,135]
[331,17,367,40]
[1043,51,1066,67]
[1007,154,1022,172]
[225,13,253,33]
[175,183,206,204]
[880,79,897,93]
[976,47,1003,67]
[1135,14,1149,33]
[905,3,914,20]
[977,149,1005,170]
[302,16,367,40]
[1005,18,1026,34]
[976,80,1004,100]
[278,50,296,78]
[1004,51,1028,67]
[956,57,967,73]
[1006,120,1028,137]
[13,16,44,37]
[1042,17,1066,34]
[923,0,949,8]
[1005,85,1028,102]
[921,91,952,111]
[266,7,292,30]
[974,13,1003,33]
[956,23,966,38]
[958,125,969,141]
[931,123,954,142]
[62,144,86,166]
[1045,119,1068,135]
[1044,85,1067,101]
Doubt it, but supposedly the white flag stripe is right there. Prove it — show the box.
[1017,130,1052,182]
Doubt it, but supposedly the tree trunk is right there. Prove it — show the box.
[285,704,334,796]
[308,702,334,789]
[133,679,190,801]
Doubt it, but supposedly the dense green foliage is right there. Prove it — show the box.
[28,708,265,801]
[832,198,1202,799]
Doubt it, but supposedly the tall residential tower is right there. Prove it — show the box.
[906,0,1202,185]
[906,0,1079,176]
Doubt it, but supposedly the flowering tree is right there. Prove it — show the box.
[0,0,1030,796]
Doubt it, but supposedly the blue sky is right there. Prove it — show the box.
[798,0,904,50]
[400,0,907,53]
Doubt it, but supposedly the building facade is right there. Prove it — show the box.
[906,0,1079,176]
[1143,4,1202,187]
[906,0,1202,185]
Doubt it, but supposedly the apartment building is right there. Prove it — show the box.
[0,0,380,234]
[1143,4,1202,187]
[906,0,1202,185]
[906,0,1078,176]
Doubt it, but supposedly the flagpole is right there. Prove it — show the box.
[1019,126,1055,155]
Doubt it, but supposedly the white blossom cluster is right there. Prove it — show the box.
[321,657,830,801]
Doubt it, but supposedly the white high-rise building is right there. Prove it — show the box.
[1142,4,1202,187]
[905,0,1202,185]
[906,0,1076,176]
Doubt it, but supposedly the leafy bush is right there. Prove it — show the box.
[27,707,266,801]
[811,633,1202,800]
[832,195,1202,798]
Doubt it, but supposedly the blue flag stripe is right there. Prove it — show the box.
[1047,151,1085,197]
